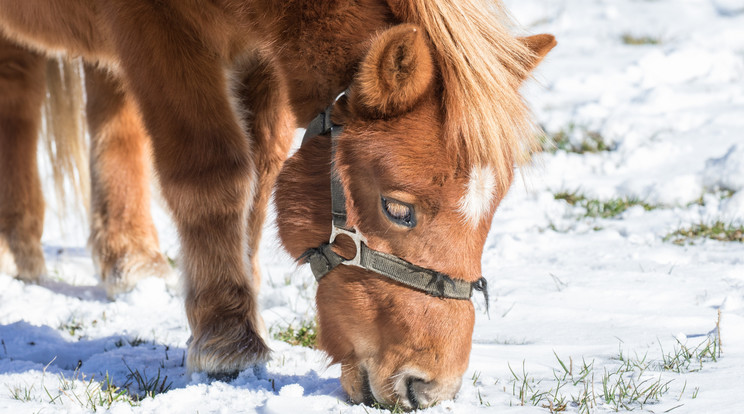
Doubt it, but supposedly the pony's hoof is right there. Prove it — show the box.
[15,255,46,283]
[0,237,45,282]
[97,249,175,298]
[187,320,271,376]
[207,370,240,382]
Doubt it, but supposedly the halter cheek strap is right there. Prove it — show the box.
[299,93,489,310]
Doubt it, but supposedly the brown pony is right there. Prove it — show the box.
[0,0,554,408]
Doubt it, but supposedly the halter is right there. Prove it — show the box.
[299,92,489,309]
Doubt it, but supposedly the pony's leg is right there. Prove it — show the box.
[0,36,46,281]
[235,55,295,292]
[103,10,268,373]
[84,65,174,297]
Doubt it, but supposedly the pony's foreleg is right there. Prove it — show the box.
[0,36,46,281]
[84,65,174,298]
[127,67,267,374]
[105,15,269,374]
[234,55,295,292]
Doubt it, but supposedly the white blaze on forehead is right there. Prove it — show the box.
[458,165,497,226]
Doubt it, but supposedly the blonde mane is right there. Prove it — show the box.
[397,0,538,195]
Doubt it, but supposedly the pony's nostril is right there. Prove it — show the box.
[405,377,423,409]
[361,369,376,406]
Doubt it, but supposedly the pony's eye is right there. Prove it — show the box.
[381,196,416,228]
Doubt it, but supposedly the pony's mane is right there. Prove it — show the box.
[394,0,537,195]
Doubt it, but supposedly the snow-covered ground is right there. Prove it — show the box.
[2,0,743,412]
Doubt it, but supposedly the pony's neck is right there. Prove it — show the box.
[255,0,395,124]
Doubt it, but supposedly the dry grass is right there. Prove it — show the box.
[665,221,744,244]
[621,34,662,45]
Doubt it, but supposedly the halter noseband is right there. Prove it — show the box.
[299,92,489,309]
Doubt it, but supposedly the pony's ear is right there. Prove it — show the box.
[518,34,557,75]
[355,24,434,117]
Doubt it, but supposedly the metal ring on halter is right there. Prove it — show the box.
[329,225,367,268]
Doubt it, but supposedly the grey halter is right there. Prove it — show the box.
[299,92,489,308]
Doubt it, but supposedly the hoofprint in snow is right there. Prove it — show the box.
[2,0,743,412]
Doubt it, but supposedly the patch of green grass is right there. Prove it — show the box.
[664,221,744,244]
[7,383,35,402]
[505,321,722,413]
[508,350,672,413]
[58,315,85,339]
[621,34,662,45]
[597,346,676,411]
[78,372,135,409]
[509,360,569,411]
[273,319,318,348]
[542,124,614,154]
[471,371,495,407]
[124,365,172,401]
[471,370,481,386]
[127,337,149,347]
[477,388,491,407]
[554,191,658,219]
[43,369,137,410]
[599,365,672,411]
[554,191,585,206]
[718,189,736,200]
[367,400,408,413]
[688,189,735,208]
[166,254,178,269]
[659,337,720,373]
[7,362,173,410]
[112,337,152,350]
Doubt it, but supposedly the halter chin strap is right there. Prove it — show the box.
[300,93,489,309]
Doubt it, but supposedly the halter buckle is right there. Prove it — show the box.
[329,225,367,268]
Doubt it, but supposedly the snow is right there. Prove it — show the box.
[2,0,744,412]
[704,145,744,193]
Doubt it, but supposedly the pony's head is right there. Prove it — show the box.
[275,24,554,409]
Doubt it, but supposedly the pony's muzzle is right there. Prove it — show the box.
[394,371,462,409]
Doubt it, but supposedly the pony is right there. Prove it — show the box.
[0,0,554,408]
